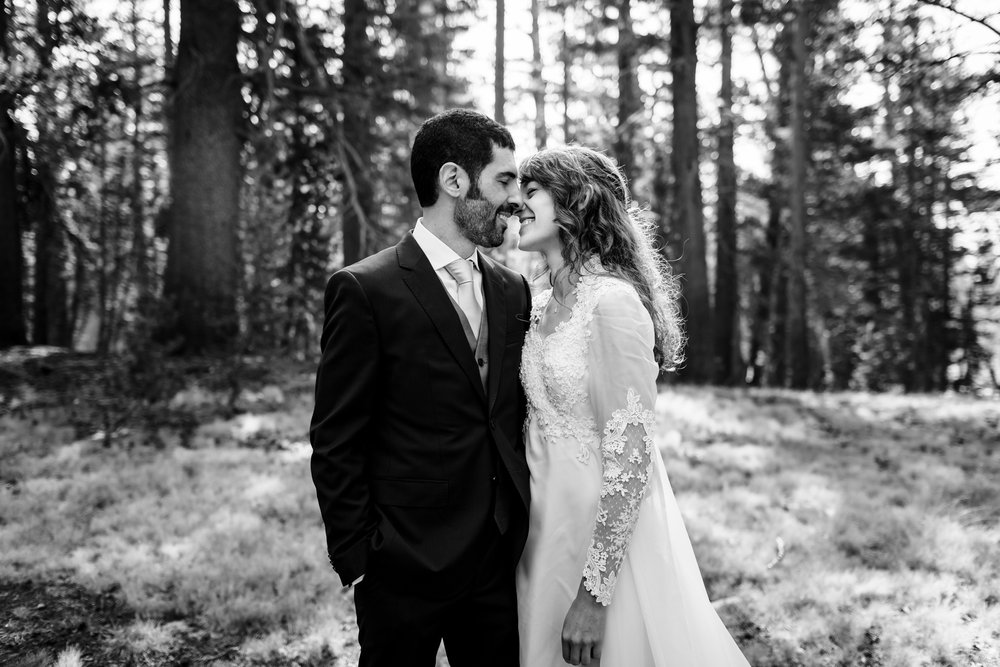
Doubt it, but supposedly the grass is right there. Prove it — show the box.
[660,388,1000,666]
[1,358,999,666]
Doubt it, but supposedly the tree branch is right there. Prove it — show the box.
[915,0,1000,40]
[750,22,778,118]
[287,0,330,94]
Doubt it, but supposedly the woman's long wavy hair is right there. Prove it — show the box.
[519,146,685,371]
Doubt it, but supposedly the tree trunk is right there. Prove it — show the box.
[614,0,640,181]
[530,0,546,149]
[670,0,713,382]
[746,13,789,387]
[901,143,925,391]
[653,150,680,261]
[0,1,26,348]
[32,160,72,346]
[932,172,953,391]
[341,0,378,265]
[861,189,883,312]
[784,0,809,387]
[164,0,241,351]
[0,0,7,51]
[561,4,572,143]
[713,0,739,384]
[751,185,787,387]
[131,0,151,327]
[0,93,25,348]
[32,0,71,347]
[495,0,505,124]
[164,0,174,166]
[398,0,450,114]
[96,129,112,354]
[164,0,174,71]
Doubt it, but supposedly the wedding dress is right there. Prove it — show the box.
[517,263,750,667]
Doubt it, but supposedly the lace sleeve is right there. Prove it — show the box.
[581,281,659,606]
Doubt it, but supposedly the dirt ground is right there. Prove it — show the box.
[0,574,281,666]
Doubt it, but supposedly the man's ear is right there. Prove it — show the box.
[438,162,468,199]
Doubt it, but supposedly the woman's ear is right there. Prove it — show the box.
[439,162,468,199]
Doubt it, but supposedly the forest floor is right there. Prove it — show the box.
[1,348,999,667]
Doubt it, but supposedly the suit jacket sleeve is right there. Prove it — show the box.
[310,269,378,586]
[520,274,532,435]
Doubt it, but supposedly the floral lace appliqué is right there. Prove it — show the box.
[582,387,655,605]
[520,274,633,463]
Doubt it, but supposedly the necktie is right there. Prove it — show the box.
[445,258,482,339]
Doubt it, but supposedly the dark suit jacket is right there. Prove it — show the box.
[310,231,532,595]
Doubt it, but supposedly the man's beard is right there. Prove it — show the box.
[455,183,514,248]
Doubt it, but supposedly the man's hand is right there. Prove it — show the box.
[561,581,608,665]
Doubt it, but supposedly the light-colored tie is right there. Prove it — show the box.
[445,258,482,339]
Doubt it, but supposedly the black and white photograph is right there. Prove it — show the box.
[1,0,998,665]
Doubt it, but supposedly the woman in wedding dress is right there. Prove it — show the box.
[515,146,750,667]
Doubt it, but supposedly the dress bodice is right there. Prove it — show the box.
[520,266,661,605]
[520,275,617,464]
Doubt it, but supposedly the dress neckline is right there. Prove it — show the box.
[531,257,609,343]
[534,291,574,343]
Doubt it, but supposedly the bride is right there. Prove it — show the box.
[515,146,751,666]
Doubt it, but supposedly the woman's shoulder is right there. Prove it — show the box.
[580,265,642,311]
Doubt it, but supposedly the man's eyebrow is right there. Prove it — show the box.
[498,170,518,181]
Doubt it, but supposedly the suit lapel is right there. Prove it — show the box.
[397,233,487,404]
[479,255,507,415]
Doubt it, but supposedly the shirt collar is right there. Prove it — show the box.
[413,219,481,271]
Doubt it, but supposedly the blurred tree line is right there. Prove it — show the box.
[0,0,997,394]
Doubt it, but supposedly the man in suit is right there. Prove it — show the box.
[310,109,531,667]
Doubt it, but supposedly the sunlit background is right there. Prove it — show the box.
[2,2,1000,665]
[3,0,996,394]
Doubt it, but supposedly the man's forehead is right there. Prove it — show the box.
[486,146,518,175]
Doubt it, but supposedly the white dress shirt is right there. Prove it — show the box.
[412,220,485,312]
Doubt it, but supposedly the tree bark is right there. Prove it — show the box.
[0,0,7,50]
[341,0,378,265]
[932,172,952,391]
[614,0,640,181]
[750,184,787,387]
[32,159,71,346]
[0,0,26,348]
[714,0,739,384]
[131,0,151,327]
[670,0,713,382]
[96,128,112,354]
[495,0,505,124]
[900,143,924,391]
[164,0,174,71]
[32,0,72,347]
[560,4,572,143]
[396,0,450,114]
[530,0,546,148]
[0,93,24,348]
[164,0,241,351]
[785,0,809,387]
[746,12,788,387]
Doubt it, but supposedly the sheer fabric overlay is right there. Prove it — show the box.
[517,262,751,666]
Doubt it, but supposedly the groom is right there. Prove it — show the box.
[310,109,531,667]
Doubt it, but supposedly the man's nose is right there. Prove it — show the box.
[506,184,523,206]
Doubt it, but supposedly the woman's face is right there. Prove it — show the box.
[516,181,562,254]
